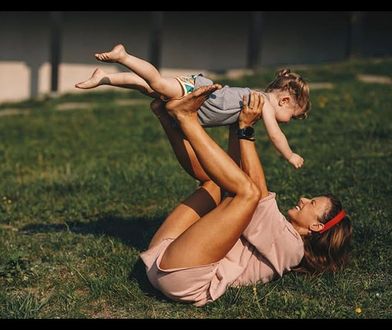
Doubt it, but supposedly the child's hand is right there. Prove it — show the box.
[288,153,304,169]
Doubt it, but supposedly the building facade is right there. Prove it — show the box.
[1,11,391,102]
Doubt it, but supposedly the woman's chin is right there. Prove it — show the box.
[287,208,296,221]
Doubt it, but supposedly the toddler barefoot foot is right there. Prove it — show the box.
[95,44,126,63]
[75,68,107,89]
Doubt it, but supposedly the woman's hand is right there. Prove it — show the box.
[238,92,264,129]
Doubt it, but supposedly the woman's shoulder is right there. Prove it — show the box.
[252,192,284,227]
[257,191,277,204]
[255,191,279,211]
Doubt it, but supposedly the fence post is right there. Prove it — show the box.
[149,11,164,71]
[49,11,63,95]
[247,11,263,70]
[347,11,365,59]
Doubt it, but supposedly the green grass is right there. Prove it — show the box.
[1,58,392,318]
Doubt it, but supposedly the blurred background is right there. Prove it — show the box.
[1,11,392,103]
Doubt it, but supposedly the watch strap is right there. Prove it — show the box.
[237,126,255,141]
[238,136,256,141]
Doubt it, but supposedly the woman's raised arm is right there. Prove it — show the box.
[237,92,269,198]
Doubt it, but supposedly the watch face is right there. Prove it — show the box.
[244,127,254,136]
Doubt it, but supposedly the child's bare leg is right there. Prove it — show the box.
[75,68,158,97]
[95,44,183,99]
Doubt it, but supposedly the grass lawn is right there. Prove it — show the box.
[0,58,391,318]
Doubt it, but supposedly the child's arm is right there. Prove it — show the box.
[262,108,304,169]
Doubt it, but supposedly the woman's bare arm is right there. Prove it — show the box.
[239,140,268,199]
[237,93,269,198]
[228,123,241,168]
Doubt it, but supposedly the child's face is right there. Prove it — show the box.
[275,106,294,123]
[275,97,303,123]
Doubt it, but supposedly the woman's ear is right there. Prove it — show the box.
[309,222,325,233]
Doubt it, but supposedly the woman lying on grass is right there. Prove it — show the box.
[140,85,352,306]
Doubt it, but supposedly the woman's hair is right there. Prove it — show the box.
[264,68,311,119]
[294,193,352,274]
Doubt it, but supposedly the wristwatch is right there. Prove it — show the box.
[237,126,255,141]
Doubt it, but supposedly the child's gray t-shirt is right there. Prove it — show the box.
[195,75,255,127]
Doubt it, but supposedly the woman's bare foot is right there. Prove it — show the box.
[166,84,222,121]
[95,44,126,63]
[75,68,107,89]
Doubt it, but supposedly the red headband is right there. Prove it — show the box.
[319,210,346,234]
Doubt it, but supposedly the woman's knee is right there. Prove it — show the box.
[238,179,261,204]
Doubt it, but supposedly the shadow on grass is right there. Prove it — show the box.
[20,214,162,250]
[20,215,172,302]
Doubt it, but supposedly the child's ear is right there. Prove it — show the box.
[278,96,291,107]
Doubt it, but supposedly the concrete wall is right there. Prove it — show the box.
[1,11,392,103]
[0,12,50,102]
[260,11,350,64]
[161,11,249,70]
[0,11,152,103]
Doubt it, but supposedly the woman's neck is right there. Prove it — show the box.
[287,216,309,238]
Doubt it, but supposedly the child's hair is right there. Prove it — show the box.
[294,193,352,274]
[265,68,311,119]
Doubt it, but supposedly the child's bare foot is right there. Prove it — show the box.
[95,44,126,63]
[75,68,107,89]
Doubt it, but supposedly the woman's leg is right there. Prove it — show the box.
[148,99,221,249]
[148,181,220,249]
[95,44,183,99]
[75,68,159,97]
[158,86,261,269]
[150,99,213,183]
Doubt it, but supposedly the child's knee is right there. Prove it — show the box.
[150,79,167,93]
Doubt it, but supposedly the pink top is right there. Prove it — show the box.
[208,192,304,301]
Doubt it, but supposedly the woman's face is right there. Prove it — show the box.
[287,196,331,236]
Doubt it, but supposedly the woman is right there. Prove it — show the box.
[140,85,352,307]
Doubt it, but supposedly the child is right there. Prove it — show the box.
[76,44,311,169]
